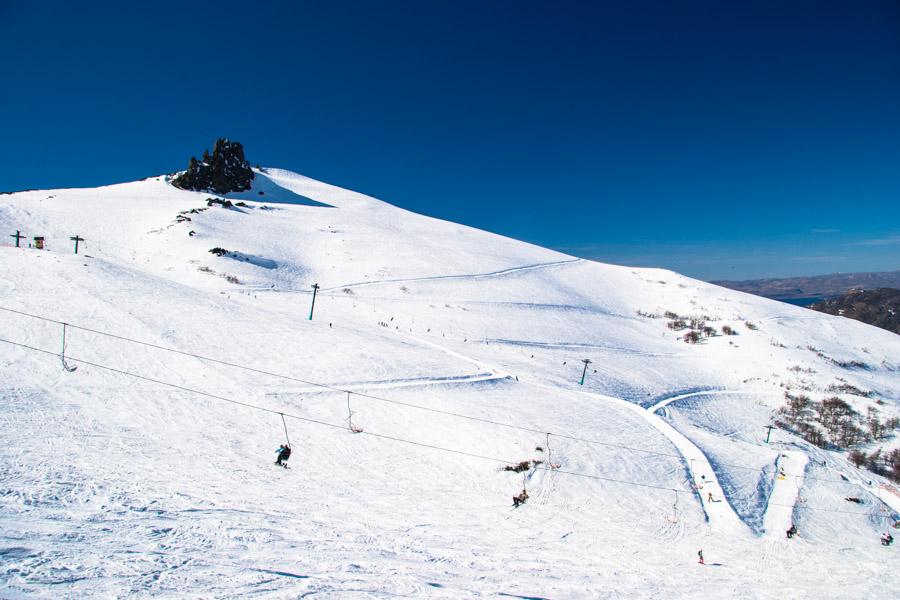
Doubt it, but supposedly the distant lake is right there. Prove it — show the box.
[779,297,824,307]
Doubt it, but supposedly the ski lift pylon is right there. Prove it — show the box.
[546,433,560,469]
[667,490,680,523]
[280,412,291,447]
[60,323,77,372]
[346,392,363,433]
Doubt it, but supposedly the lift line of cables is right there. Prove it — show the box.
[0,304,889,490]
[0,333,888,519]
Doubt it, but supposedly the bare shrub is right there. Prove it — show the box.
[667,319,688,331]
[683,330,702,344]
[827,383,872,397]
[504,461,531,473]
[848,449,867,467]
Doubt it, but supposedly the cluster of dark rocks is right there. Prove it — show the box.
[172,138,255,194]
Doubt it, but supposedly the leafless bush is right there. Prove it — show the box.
[683,330,702,344]
[503,461,531,473]
[827,383,872,397]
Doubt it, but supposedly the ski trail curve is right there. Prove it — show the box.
[650,389,811,538]
[610,388,751,535]
[648,389,777,414]
[317,258,583,293]
[288,370,507,396]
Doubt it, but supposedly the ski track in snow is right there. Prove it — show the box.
[316,258,583,293]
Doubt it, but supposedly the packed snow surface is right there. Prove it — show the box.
[1,168,899,598]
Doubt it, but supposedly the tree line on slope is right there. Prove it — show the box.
[776,391,900,482]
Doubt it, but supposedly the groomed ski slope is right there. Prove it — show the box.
[1,168,899,598]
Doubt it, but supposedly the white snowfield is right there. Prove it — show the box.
[1,168,898,598]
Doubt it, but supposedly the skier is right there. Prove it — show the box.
[275,444,292,467]
[786,524,797,539]
[697,549,704,565]
[512,489,529,508]
[707,491,714,503]
[882,533,894,546]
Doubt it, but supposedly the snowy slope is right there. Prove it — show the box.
[1,169,899,598]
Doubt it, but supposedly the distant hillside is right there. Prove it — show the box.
[809,288,900,335]
[713,270,900,305]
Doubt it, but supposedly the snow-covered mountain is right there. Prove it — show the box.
[1,168,898,598]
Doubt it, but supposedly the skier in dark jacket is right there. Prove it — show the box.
[786,524,797,539]
[882,533,894,546]
[275,444,292,467]
[512,489,529,507]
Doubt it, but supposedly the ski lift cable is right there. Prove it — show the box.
[0,306,880,486]
[0,335,887,517]
[0,306,690,456]
[0,335,692,494]
[0,306,784,475]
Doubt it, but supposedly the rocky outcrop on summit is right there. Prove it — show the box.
[171,139,255,194]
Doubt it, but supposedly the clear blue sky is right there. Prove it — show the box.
[2,0,898,280]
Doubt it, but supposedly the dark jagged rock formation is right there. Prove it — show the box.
[171,139,255,194]
[810,288,900,335]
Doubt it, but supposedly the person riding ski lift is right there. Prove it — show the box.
[275,444,292,467]
[786,523,797,539]
[512,488,529,507]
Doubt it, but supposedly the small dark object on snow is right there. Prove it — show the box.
[882,533,894,546]
[786,524,797,539]
[206,198,234,208]
[504,461,531,473]
[275,444,292,467]
[845,497,862,504]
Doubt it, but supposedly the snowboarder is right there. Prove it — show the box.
[786,524,797,539]
[512,489,529,508]
[882,533,894,546]
[275,444,292,467]
[697,549,704,565]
